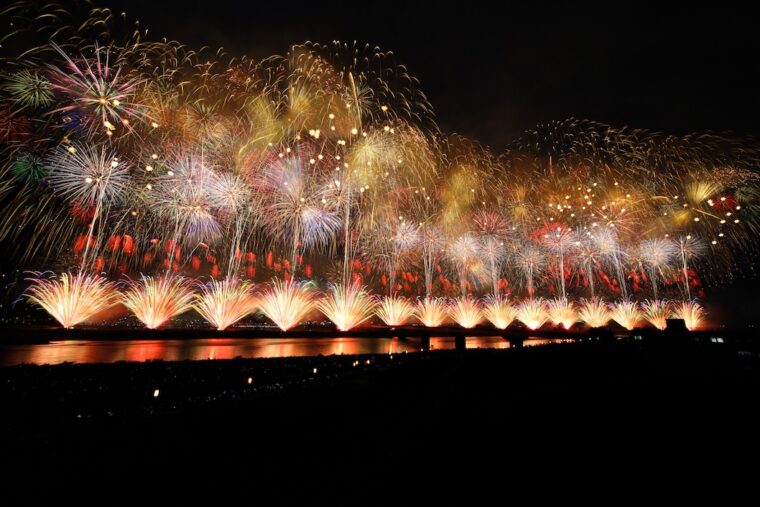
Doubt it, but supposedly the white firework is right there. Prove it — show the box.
[46,143,129,206]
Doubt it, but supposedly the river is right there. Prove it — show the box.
[0,336,571,366]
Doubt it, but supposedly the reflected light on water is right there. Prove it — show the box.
[0,336,570,366]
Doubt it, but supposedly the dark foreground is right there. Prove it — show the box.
[2,339,759,503]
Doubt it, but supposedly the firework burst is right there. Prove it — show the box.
[11,152,47,182]
[121,275,194,329]
[578,298,610,328]
[256,154,341,273]
[257,279,315,331]
[47,43,146,135]
[46,143,129,206]
[26,272,118,328]
[674,300,706,330]
[193,278,257,330]
[374,296,416,326]
[642,300,672,330]
[3,69,54,110]
[638,239,677,299]
[609,301,642,330]
[483,295,518,330]
[517,298,548,330]
[447,233,484,296]
[542,225,576,301]
[515,246,545,298]
[547,298,578,329]
[449,296,484,328]
[415,298,448,327]
[675,236,706,299]
[317,283,377,331]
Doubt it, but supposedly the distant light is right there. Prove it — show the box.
[247,377,253,385]
[313,368,317,374]
[153,389,160,398]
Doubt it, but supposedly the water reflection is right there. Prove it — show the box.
[0,336,571,366]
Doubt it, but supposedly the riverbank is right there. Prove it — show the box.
[2,340,758,502]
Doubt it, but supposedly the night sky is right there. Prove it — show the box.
[106,1,760,150]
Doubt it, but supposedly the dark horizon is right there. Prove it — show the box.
[105,0,760,150]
